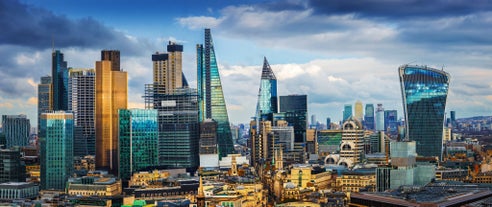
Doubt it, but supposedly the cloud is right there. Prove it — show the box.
[0,0,148,56]
[177,16,224,30]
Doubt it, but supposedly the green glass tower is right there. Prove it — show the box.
[40,111,73,190]
[197,28,234,157]
[118,109,158,180]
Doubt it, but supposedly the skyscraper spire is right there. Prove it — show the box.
[255,57,278,121]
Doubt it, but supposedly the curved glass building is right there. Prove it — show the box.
[256,57,278,121]
[399,65,450,160]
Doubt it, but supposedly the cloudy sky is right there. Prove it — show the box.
[1,0,492,127]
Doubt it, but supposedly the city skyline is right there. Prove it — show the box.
[1,0,492,127]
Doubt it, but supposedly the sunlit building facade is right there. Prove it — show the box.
[118,109,158,180]
[197,28,234,157]
[69,68,95,157]
[40,111,73,190]
[399,65,450,159]
[95,56,128,175]
[152,42,184,94]
[354,100,363,121]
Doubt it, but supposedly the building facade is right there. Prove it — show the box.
[255,57,278,121]
[375,104,384,131]
[118,109,159,181]
[0,149,26,183]
[1,115,30,148]
[197,28,234,157]
[338,117,364,168]
[399,64,450,159]
[38,76,52,133]
[68,68,96,157]
[343,104,352,122]
[364,104,374,130]
[52,50,69,111]
[95,55,128,175]
[354,101,363,122]
[40,111,74,190]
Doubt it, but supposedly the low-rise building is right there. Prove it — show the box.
[0,182,39,201]
[67,176,121,197]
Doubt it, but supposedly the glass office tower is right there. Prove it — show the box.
[118,109,158,180]
[38,76,52,133]
[52,50,68,111]
[197,28,234,157]
[343,104,352,122]
[364,104,375,130]
[1,115,30,148]
[40,111,73,190]
[256,57,278,121]
[399,64,450,159]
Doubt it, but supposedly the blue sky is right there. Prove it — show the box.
[1,0,492,127]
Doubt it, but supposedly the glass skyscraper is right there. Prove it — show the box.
[343,104,352,122]
[118,109,158,180]
[40,111,73,190]
[279,95,308,143]
[38,76,52,133]
[375,104,385,131]
[197,28,234,157]
[1,115,30,148]
[384,110,398,134]
[52,50,68,111]
[69,68,95,157]
[364,104,375,130]
[399,64,450,159]
[256,57,278,121]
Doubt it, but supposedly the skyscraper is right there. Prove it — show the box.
[197,28,234,157]
[255,57,278,121]
[375,104,385,131]
[354,100,363,121]
[95,55,128,175]
[279,95,308,143]
[1,115,30,148]
[52,50,68,111]
[399,64,450,159]
[199,119,219,168]
[38,76,52,133]
[101,50,120,71]
[0,149,26,183]
[364,104,375,130]
[326,117,331,130]
[338,117,364,168]
[450,111,456,128]
[40,111,73,190]
[68,68,95,157]
[152,42,184,94]
[118,109,158,180]
[343,104,352,122]
[384,110,398,134]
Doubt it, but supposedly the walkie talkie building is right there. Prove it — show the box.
[399,65,450,160]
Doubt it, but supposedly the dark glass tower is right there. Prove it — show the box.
[343,104,352,122]
[197,28,234,157]
[399,65,450,159]
[384,110,398,134]
[52,50,68,111]
[256,57,278,121]
[364,104,375,130]
[38,76,52,133]
[279,95,307,143]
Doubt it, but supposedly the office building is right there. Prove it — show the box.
[118,109,158,180]
[343,104,352,122]
[255,57,278,121]
[68,68,95,157]
[326,117,331,130]
[364,104,375,130]
[317,130,342,156]
[199,119,219,168]
[40,111,74,190]
[450,111,456,128]
[101,50,120,71]
[279,95,307,143]
[95,54,128,175]
[1,115,30,148]
[354,100,363,121]
[375,104,384,131]
[152,42,184,94]
[384,110,398,134]
[52,50,69,111]
[399,64,450,159]
[0,182,39,201]
[67,176,122,197]
[197,28,234,157]
[338,117,364,168]
[149,88,199,170]
[38,76,52,132]
[0,149,26,183]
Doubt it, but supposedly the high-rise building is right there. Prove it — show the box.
[0,149,26,183]
[375,104,385,131]
[384,110,398,134]
[95,56,128,175]
[338,117,364,168]
[52,50,69,111]
[152,42,184,94]
[354,100,363,121]
[450,111,456,128]
[101,50,120,71]
[199,119,219,168]
[68,68,95,157]
[40,111,73,190]
[255,57,278,121]
[399,65,450,160]
[279,95,307,143]
[1,115,30,148]
[147,87,200,170]
[326,117,331,130]
[364,104,375,130]
[197,28,234,157]
[343,104,352,122]
[37,76,52,133]
[118,109,158,181]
